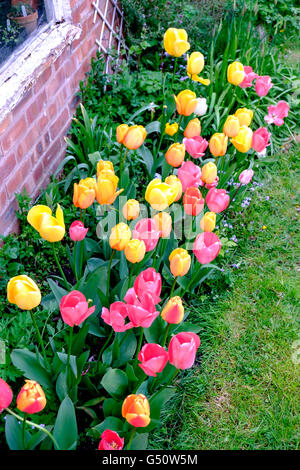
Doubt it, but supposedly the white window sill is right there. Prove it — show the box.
[0,22,81,121]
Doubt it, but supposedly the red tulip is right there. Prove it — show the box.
[69,220,88,241]
[138,343,168,377]
[132,218,160,252]
[193,232,222,264]
[101,301,133,332]
[59,290,95,327]
[238,65,258,88]
[252,127,271,152]
[0,378,13,413]
[177,161,201,192]
[168,332,200,370]
[264,101,289,126]
[206,188,230,213]
[183,187,204,216]
[255,75,273,97]
[183,136,208,159]
[98,430,124,450]
[124,288,159,328]
[133,268,162,304]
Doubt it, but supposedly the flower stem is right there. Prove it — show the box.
[174,114,183,143]
[51,243,68,288]
[169,276,178,298]
[22,413,27,450]
[171,57,178,90]
[106,249,115,301]
[133,327,144,369]
[97,330,113,372]
[67,326,74,387]
[79,239,85,278]
[127,428,136,450]
[128,263,134,288]
[119,148,128,184]
[29,311,49,369]
[162,323,170,348]
[150,369,179,400]
[74,241,79,282]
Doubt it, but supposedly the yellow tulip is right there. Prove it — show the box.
[165,122,178,136]
[27,204,65,242]
[97,160,114,178]
[201,162,217,184]
[163,28,190,57]
[165,175,182,201]
[187,52,210,85]
[165,143,185,168]
[223,115,240,137]
[169,248,191,277]
[174,90,198,116]
[118,125,147,150]
[235,108,253,127]
[123,199,140,221]
[153,212,172,238]
[184,118,201,138]
[124,239,146,263]
[145,179,178,211]
[96,169,123,205]
[109,223,131,251]
[7,275,41,310]
[209,133,228,157]
[227,61,245,85]
[231,125,253,153]
[116,124,129,144]
[73,177,97,209]
[200,212,216,232]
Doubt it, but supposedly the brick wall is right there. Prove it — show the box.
[0,0,121,236]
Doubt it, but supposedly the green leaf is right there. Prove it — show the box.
[11,349,52,389]
[89,417,124,439]
[53,396,78,450]
[47,279,68,307]
[101,368,128,398]
[88,151,101,166]
[129,432,149,450]
[5,415,29,450]
[145,121,161,134]
[114,331,137,367]
[103,398,122,418]
[137,145,153,175]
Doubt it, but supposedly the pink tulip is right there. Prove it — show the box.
[252,127,271,152]
[124,288,159,328]
[193,232,222,264]
[138,343,169,377]
[238,65,258,88]
[255,75,273,97]
[60,290,95,327]
[133,268,162,304]
[168,332,200,370]
[132,218,160,252]
[183,136,208,159]
[69,220,88,242]
[206,188,230,213]
[264,100,290,126]
[101,301,133,332]
[177,160,202,192]
[98,430,124,450]
[0,378,13,413]
[239,169,254,185]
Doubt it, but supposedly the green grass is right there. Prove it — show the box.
[150,146,300,450]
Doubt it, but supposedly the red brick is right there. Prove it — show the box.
[33,65,52,94]
[43,137,63,168]
[37,114,48,133]
[2,116,27,152]
[0,113,12,136]
[0,153,16,184]
[50,108,69,141]
[0,186,8,213]
[22,125,40,156]
[6,156,32,198]
[11,88,32,121]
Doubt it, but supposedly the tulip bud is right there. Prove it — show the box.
[227,61,245,85]
[184,118,201,139]
[125,239,146,263]
[165,175,182,201]
[177,160,201,191]
[122,199,140,221]
[165,143,185,167]
[201,162,217,185]
[252,127,270,152]
[27,204,65,242]
[7,275,41,310]
[235,108,253,127]
[0,378,13,413]
[231,125,253,153]
[60,290,95,327]
[183,187,204,216]
[138,344,168,377]
[153,212,172,238]
[206,188,230,213]
[193,232,221,264]
[161,296,184,324]
[239,169,254,185]
[223,115,240,137]
[109,223,131,251]
[165,122,178,136]
[122,394,151,427]
[194,97,208,116]
[97,160,114,178]
[174,89,198,116]
[168,332,200,369]
[69,220,88,242]
[200,212,216,232]
[17,380,46,414]
[116,124,129,144]
[123,125,147,150]
[187,52,204,76]
[96,169,123,205]
[169,248,191,277]
[164,28,190,57]
[73,178,97,209]
[145,179,177,211]
[209,133,228,157]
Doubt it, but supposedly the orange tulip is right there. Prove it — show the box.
[184,118,201,138]
[73,178,97,209]
[17,380,46,414]
[122,394,150,427]
[209,133,228,157]
[161,296,184,324]
[117,125,147,150]
[174,90,198,116]
[153,212,172,238]
[123,199,140,221]
[97,160,114,178]
[96,169,123,205]
[165,143,185,167]
[169,248,191,277]
[125,239,146,263]
[116,124,129,144]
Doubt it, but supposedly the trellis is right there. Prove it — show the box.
[92,0,127,74]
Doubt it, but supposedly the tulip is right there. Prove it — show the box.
[169,248,191,277]
[96,169,123,205]
[27,204,65,242]
[193,232,222,264]
[165,143,185,167]
[177,160,201,192]
[168,332,200,369]
[116,124,129,144]
[125,288,159,328]
[183,187,204,216]
[201,162,217,185]
[165,175,182,201]
[161,296,184,324]
[73,178,97,210]
[133,268,162,304]
[122,394,150,427]
[153,212,172,238]
[200,175,219,190]
[252,127,271,152]
[235,108,253,127]
[125,239,146,263]
[7,275,41,310]
[123,125,147,150]
[206,188,230,213]
[145,179,177,211]
[101,301,133,332]
[69,220,88,242]
[238,65,258,88]
[231,125,253,153]
[123,199,140,221]
[132,218,160,252]
[227,61,245,85]
[109,223,131,251]
[183,136,208,159]
[223,115,240,138]
[255,75,273,97]
[184,118,201,138]
[209,133,228,157]
[239,169,254,185]
[0,378,13,413]
[174,90,197,116]
[163,28,190,57]
[138,344,169,377]
[98,430,124,450]
[17,380,46,414]
[200,212,216,232]
[187,52,210,85]
[264,101,289,126]
[194,97,208,116]
[165,122,178,136]
[60,290,95,327]
[97,160,114,178]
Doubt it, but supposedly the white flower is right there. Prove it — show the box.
[194,98,208,116]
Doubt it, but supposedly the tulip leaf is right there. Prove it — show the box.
[53,396,78,450]
[114,331,137,367]
[5,415,30,450]
[56,370,68,401]
[101,368,128,398]
[129,433,149,450]
[137,145,154,176]
[103,398,122,418]
[11,349,52,389]
[145,121,161,135]
[88,151,101,167]
[127,103,158,124]
[88,417,124,439]
[47,279,68,308]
